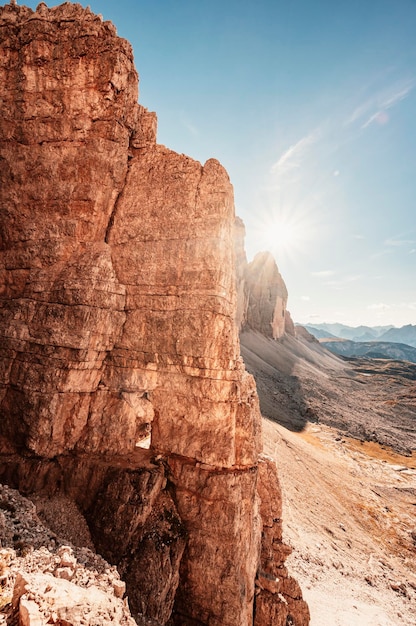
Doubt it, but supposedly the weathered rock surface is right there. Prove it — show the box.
[0,452,185,623]
[240,251,290,339]
[285,310,295,337]
[168,457,260,625]
[14,571,129,626]
[254,457,310,626]
[0,483,137,626]
[0,3,308,625]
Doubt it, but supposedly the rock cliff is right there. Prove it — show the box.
[0,3,309,625]
[237,249,291,340]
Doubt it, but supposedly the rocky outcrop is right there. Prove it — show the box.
[0,3,308,625]
[285,310,295,337]
[0,451,186,623]
[241,251,289,339]
[0,483,136,626]
[255,458,309,626]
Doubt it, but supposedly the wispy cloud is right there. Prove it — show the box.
[381,84,414,109]
[324,274,362,289]
[346,79,415,129]
[300,295,310,301]
[311,270,335,278]
[346,101,371,126]
[271,131,318,176]
[384,236,415,247]
[368,301,416,316]
[361,111,389,129]
[261,75,415,278]
[370,249,393,260]
[367,302,391,311]
[324,280,343,289]
[271,77,414,181]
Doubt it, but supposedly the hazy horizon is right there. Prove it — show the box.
[21,0,416,328]
[294,319,411,330]
[293,314,414,329]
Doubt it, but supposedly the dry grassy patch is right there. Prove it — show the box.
[344,438,416,469]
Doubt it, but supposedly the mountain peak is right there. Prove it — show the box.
[243,251,290,339]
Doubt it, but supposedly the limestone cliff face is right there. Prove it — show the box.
[235,216,249,331]
[240,250,290,339]
[0,3,308,626]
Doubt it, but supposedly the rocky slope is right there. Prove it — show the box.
[241,329,416,454]
[240,329,416,624]
[263,419,416,626]
[0,3,308,625]
[0,484,137,626]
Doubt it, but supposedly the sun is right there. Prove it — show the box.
[246,197,319,265]
[271,219,299,252]
[253,212,307,260]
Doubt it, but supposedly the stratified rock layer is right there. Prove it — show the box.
[0,3,308,625]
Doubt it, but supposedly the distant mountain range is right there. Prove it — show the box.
[319,339,416,364]
[301,323,416,348]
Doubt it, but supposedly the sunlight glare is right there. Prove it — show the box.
[251,210,313,263]
[268,219,298,253]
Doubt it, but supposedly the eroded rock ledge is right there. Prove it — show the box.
[0,3,309,625]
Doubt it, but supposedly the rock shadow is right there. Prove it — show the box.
[240,330,310,432]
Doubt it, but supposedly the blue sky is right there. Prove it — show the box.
[23,0,416,327]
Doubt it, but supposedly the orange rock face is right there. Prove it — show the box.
[0,3,308,625]
[0,1,137,458]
